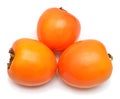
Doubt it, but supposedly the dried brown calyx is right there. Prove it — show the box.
[7,48,15,69]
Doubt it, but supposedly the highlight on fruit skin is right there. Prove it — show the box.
[7,38,57,87]
[58,39,113,88]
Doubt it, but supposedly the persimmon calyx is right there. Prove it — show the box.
[108,53,113,60]
[59,7,67,12]
[7,48,15,69]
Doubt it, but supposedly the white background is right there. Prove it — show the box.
[0,0,120,98]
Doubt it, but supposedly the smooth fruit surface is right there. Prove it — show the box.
[37,7,81,51]
[8,38,57,86]
[58,39,113,88]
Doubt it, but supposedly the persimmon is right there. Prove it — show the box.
[37,7,81,51]
[58,39,113,88]
[7,38,57,86]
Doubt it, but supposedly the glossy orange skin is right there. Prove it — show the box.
[58,39,112,88]
[8,38,57,86]
[37,7,80,51]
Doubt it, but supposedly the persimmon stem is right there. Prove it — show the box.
[7,48,15,69]
[59,7,67,12]
[108,53,113,60]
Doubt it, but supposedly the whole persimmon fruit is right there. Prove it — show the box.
[7,38,57,86]
[37,7,81,51]
[58,39,113,88]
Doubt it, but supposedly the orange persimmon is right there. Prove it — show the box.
[58,39,113,88]
[7,38,57,86]
[37,7,81,51]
